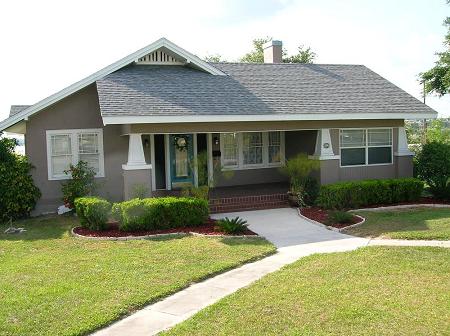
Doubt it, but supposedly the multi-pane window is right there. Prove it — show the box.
[47,129,104,180]
[222,133,238,167]
[50,134,73,176]
[340,129,392,167]
[220,131,284,169]
[268,131,281,164]
[243,132,263,165]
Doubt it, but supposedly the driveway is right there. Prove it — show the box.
[212,207,355,248]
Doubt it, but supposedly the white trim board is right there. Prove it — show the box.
[0,38,225,132]
[102,112,437,125]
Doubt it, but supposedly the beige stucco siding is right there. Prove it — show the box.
[26,84,128,214]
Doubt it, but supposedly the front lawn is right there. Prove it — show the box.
[346,207,450,240]
[0,215,275,336]
[164,246,450,336]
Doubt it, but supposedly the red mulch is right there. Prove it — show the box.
[300,207,363,229]
[73,218,257,238]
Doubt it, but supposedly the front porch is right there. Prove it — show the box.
[119,123,414,211]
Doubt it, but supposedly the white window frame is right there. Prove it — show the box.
[220,131,285,170]
[339,128,393,168]
[46,128,105,180]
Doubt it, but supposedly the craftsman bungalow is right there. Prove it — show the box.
[0,38,437,214]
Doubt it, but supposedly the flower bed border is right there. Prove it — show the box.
[70,227,261,241]
[348,203,450,212]
[297,208,365,233]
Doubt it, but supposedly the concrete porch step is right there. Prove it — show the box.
[209,193,289,214]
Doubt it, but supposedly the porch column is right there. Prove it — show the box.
[122,133,152,200]
[394,127,414,178]
[309,129,340,184]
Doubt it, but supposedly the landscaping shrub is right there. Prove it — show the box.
[316,178,424,209]
[328,210,353,224]
[216,217,248,234]
[74,197,111,231]
[61,161,96,208]
[0,134,41,222]
[416,142,450,199]
[116,197,209,231]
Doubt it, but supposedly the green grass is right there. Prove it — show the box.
[164,247,450,336]
[346,207,450,240]
[0,215,275,336]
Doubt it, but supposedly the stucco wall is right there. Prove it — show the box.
[26,84,128,214]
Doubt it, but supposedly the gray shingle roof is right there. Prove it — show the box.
[9,105,31,117]
[96,63,436,117]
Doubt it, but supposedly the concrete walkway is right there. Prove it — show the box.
[92,208,448,336]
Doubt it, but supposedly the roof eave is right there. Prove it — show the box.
[101,112,438,125]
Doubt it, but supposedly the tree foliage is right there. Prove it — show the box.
[416,142,450,199]
[204,54,224,62]
[241,37,316,64]
[405,119,450,145]
[0,132,41,222]
[420,3,450,96]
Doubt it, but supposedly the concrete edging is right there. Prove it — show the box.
[348,203,450,212]
[70,227,260,241]
[296,208,366,233]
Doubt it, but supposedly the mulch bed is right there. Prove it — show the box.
[72,218,258,238]
[300,207,363,229]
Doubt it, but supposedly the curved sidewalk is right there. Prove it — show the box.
[92,208,448,336]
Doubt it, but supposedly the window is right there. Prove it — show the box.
[46,129,104,180]
[340,128,392,167]
[243,132,263,165]
[221,133,238,168]
[220,131,284,170]
[268,131,281,164]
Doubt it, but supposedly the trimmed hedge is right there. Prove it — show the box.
[114,197,209,231]
[74,197,111,231]
[316,178,424,210]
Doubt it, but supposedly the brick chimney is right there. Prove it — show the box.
[263,40,282,63]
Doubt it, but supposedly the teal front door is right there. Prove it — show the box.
[169,134,194,189]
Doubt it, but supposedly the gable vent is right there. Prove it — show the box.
[136,50,184,65]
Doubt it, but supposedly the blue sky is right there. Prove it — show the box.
[0,0,448,121]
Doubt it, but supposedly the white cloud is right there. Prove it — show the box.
[0,0,448,123]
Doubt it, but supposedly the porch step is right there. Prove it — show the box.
[209,193,289,214]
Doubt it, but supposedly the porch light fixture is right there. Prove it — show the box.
[323,143,330,149]
[214,136,219,145]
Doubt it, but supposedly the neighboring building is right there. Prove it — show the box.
[0,38,437,214]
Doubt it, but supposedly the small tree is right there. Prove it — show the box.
[0,132,41,222]
[280,153,320,206]
[61,161,96,208]
[416,142,450,199]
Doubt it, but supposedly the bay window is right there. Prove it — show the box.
[220,131,284,170]
[46,129,104,180]
[340,128,392,167]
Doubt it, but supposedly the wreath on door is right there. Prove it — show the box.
[173,136,189,152]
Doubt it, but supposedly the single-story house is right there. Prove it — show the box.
[0,38,437,214]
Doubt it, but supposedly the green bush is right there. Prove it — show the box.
[416,142,450,199]
[61,161,96,208]
[316,178,424,210]
[216,217,248,234]
[328,211,353,224]
[0,134,41,222]
[74,197,111,231]
[115,197,209,231]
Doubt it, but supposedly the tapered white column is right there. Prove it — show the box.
[395,127,414,156]
[122,134,152,170]
[310,129,340,160]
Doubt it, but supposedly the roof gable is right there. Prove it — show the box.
[0,38,224,131]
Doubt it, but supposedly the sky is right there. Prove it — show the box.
[0,0,449,122]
